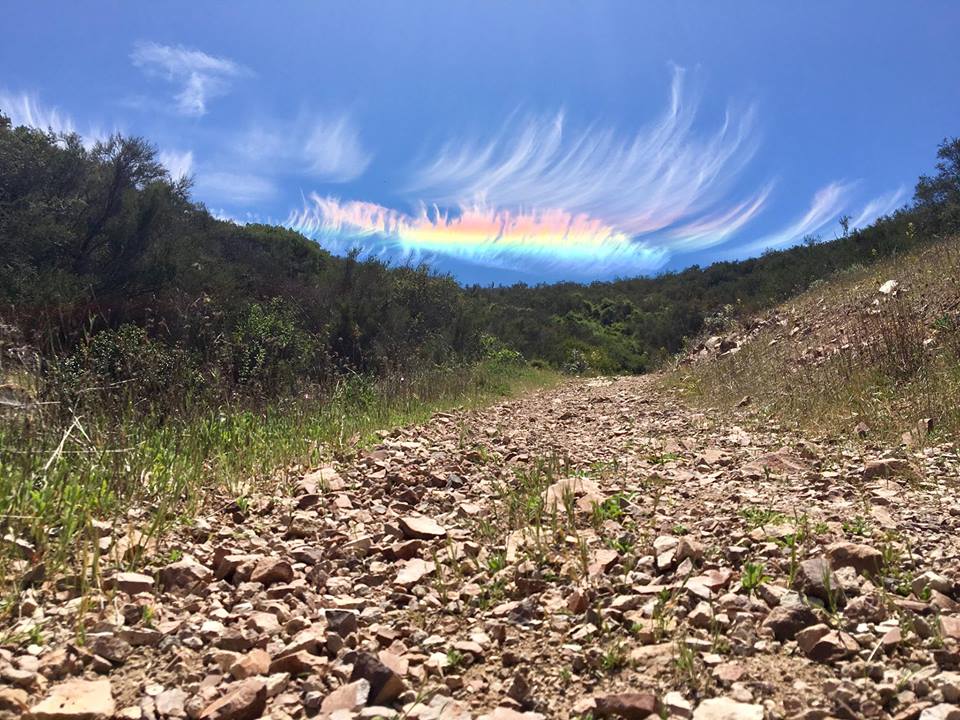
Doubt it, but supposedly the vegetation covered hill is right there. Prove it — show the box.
[3,112,960,402]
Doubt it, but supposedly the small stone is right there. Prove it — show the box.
[0,688,29,715]
[28,679,115,720]
[692,697,763,720]
[89,635,131,665]
[319,680,370,715]
[796,624,858,663]
[114,572,154,595]
[350,652,405,704]
[793,557,845,607]
[230,649,271,680]
[158,558,212,593]
[594,692,659,719]
[249,558,293,586]
[762,604,817,641]
[398,516,447,540]
[197,678,266,720]
[155,688,187,718]
[395,558,435,588]
[826,542,883,576]
[920,705,960,720]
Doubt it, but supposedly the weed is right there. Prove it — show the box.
[842,515,871,537]
[599,642,629,674]
[741,562,769,595]
[740,506,785,530]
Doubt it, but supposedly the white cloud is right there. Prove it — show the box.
[235,114,372,182]
[159,149,194,181]
[849,186,907,229]
[130,41,247,117]
[194,171,277,204]
[0,90,106,148]
[303,116,371,182]
[408,66,763,243]
[736,181,857,255]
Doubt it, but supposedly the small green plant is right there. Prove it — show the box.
[741,562,769,595]
[842,515,870,537]
[599,642,628,674]
[740,506,785,530]
[445,648,466,672]
[486,551,507,575]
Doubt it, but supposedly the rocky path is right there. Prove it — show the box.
[6,376,960,720]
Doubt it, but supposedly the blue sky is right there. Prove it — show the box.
[2,2,958,285]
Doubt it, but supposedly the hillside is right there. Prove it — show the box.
[672,236,960,442]
[3,115,960,720]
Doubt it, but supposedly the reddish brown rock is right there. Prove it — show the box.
[197,679,266,720]
[249,558,293,586]
[594,692,659,719]
[28,679,115,720]
[398,516,447,540]
[350,652,405,704]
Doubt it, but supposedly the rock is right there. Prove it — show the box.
[88,634,131,665]
[796,624,858,663]
[913,571,954,597]
[676,537,704,564]
[114,572,154,595]
[398,516,447,540]
[940,616,960,641]
[230,649,271,680]
[319,680,370,715]
[793,557,845,607]
[825,541,882,576]
[863,457,918,481]
[268,650,325,676]
[349,652,405,704]
[663,692,692,718]
[155,689,187,718]
[158,558,211,593]
[692,697,763,720]
[920,705,960,720]
[197,679,267,720]
[0,688,29,715]
[762,603,818,640]
[594,692,659,719]
[28,679,115,720]
[249,558,293,586]
[325,609,359,636]
[395,558,435,588]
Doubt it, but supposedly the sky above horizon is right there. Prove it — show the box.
[2,2,958,285]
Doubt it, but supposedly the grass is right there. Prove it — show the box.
[0,360,559,604]
[670,236,960,443]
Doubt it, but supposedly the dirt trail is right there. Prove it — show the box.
[7,376,960,720]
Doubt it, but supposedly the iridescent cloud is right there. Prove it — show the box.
[287,194,667,275]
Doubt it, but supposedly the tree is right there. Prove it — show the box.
[915,137,960,233]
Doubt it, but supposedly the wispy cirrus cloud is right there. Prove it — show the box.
[735,181,857,255]
[158,149,194,181]
[236,114,371,182]
[849,186,907,229]
[131,41,247,117]
[0,90,107,148]
[409,66,762,240]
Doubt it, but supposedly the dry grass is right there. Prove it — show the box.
[670,237,960,443]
